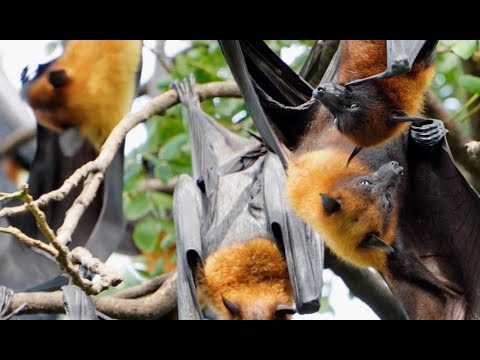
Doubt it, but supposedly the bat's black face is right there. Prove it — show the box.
[313,82,389,140]
[344,161,404,214]
[222,296,296,320]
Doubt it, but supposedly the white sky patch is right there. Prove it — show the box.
[281,45,307,66]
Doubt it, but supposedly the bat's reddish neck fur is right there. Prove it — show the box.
[197,238,294,320]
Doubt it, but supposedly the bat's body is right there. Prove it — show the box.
[2,41,142,298]
[173,78,323,320]
[220,40,480,320]
[313,40,437,149]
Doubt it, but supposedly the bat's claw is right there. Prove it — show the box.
[410,118,447,148]
[0,286,27,320]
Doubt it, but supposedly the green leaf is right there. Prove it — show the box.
[151,259,165,277]
[124,172,145,193]
[451,40,478,60]
[133,217,165,252]
[161,233,176,250]
[124,192,151,221]
[159,134,189,161]
[154,164,174,183]
[150,192,173,211]
[459,75,480,94]
[124,159,143,184]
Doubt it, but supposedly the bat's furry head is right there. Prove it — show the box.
[23,40,142,150]
[287,149,403,271]
[313,82,409,148]
[312,40,435,148]
[197,238,295,320]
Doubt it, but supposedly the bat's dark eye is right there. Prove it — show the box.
[275,306,296,320]
[349,103,359,110]
[360,180,373,186]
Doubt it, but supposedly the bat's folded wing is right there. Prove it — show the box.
[174,175,204,320]
[263,152,324,314]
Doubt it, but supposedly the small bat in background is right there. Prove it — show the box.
[173,76,323,320]
[220,40,480,320]
[312,40,438,161]
[3,41,142,296]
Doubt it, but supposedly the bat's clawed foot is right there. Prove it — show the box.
[0,286,27,320]
[410,119,447,148]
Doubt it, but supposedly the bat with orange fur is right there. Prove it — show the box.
[4,40,142,295]
[173,77,323,320]
[220,40,480,320]
[313,40,438,161]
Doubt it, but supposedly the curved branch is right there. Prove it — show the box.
[9,272,178,320]
[324,249,407,320]
[0,81,241,221]
[424,91,480,188]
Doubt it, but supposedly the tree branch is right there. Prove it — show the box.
[324,249,407,320]
[0,226,56,257]
[0,81,241,221]
[56,173,104,246]
[424,91,480,188]
[113,273,170,299]
[9,272,178,320]
[135,178,176,195]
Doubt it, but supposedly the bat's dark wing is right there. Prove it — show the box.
[219,40,331,167]
[347,40,438,86]
[263,152,324,313]
[300,40,341,88]
[62,285,98,320]
[393,135,480,319]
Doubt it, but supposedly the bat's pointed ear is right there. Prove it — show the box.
[222,296,240,318]
[320,193,341,216]
[48,69,70,88]
[361,234,395,254]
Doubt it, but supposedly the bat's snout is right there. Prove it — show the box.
[313,83,348,114]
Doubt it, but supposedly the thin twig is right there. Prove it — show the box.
[0,81,240,220]
[0,226,57,257]
[70,247,123,294]
[113,274,170,299]
[135,178,176,195]
[144,40,172,73]
[56,173,104,246]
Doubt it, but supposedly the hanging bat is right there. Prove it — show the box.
[312,40,438,161]
[173,76,323,320]
[4,40,142,294]
[220,40,480,320]
[0,65,36,192]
